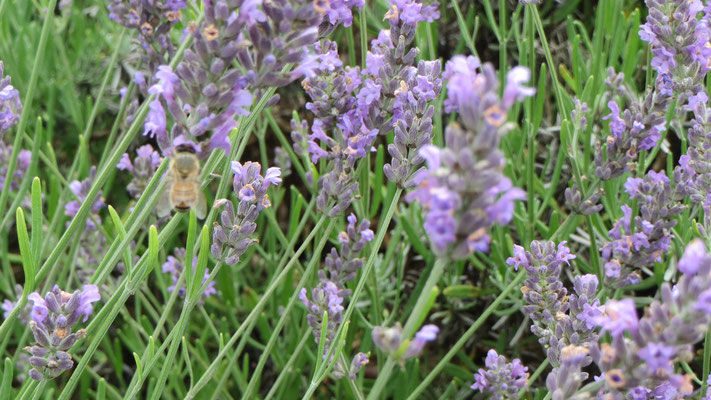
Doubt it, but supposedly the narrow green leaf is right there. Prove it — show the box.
[133,353,143,379]
[16,208,34,293]
[182,336,194,388]
[108,205,133,277]
[97,379,106,400]
[145,226,159,282]
[314,311,329,375]
[185,211,197,295]
[191,225,210,300]
[1,358,13,395]
[30,177,42,269]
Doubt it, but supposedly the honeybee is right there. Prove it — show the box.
[156,144,207,219]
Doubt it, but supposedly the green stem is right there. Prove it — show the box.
[28,379,47,400]
[241,232,329,398]
[404,271,526,400]
[0,0,58,220]
[263,329,312,400]
[702,324,711,395]
[307,188,402,389]
[183,216,333,399]
[367,257,447,400]
[518,358,549,397]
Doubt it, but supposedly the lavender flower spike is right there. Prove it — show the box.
[406,57,531,259]
[211,162,281,265]
[0,141,31,192]
[300,214,374,379]
[117,144,162,199]
[65,166,107,231]
[162,248,217,299]
[639,0,711,102]
[595,69,670,180]
[600,169,687,288]
[0,61,22,135]
[294,40,376,216]
[507,241,599,367]
[471,349,529,400]
[25,285,100,380]
[589,239,711,398]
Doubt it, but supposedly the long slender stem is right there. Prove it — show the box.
[404,271,525,400]
[223,219,335,399]
[184,215,333,399]
[702,324,711,395]
[264,329,313,400]
[0,0,58,220]
[28,380,46,400]
[519,358,550,397]
[366,257,447,400]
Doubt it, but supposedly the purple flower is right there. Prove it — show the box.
[639,0,711,103]
[407,123,525,259]
[1,299,14,320]
[0,61,22,134]
[471,349,528,399]
[65,166,106,231]
[402,324,439,359]
[28,293,48,326]
[117,144,162,199]
[502,66,536,108]
[600,170,686,288]
[679,239,706,276]
[598,299,638,337]
[513,241,598,367]
[638,342,674,373]
[596,69,670,180]
[76,285,100,322]
[212,162,280,265]
[144,99,167,140]
[506,245,528,271]
[0,143,31,192]
[25,285,100,380]
[162,248,217,299]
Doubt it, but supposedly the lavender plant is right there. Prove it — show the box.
[6,0,711,399]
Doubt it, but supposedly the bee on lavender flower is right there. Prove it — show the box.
[157,144,207,219]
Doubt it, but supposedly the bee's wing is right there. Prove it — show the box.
[156,175,174,218]
[195,183,207,220]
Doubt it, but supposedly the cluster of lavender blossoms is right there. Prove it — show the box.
[595,69,670,180]
[117,144,162,199]
[0,142,31,192]
[65,167,111,282]
[471,349,529,400]
[162,248,217,298]
[679,91,711,229]
[25,285,100,380]
[600,170,688,287]
[142,0,360,158]
[406,56,532,259]
[211,161,281,265]
[299,214,373,379]
[507,241,601,397]
[107,0,187,80]
[292,0,440,215]
[0,61,29,192]
[0,61,21,134]
[587,240,711,399]
[639,0,711,103]
[371,323,438,364]
[368,0,441,187]
[507,242,599,365]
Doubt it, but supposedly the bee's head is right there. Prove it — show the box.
[175,143,197,154]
